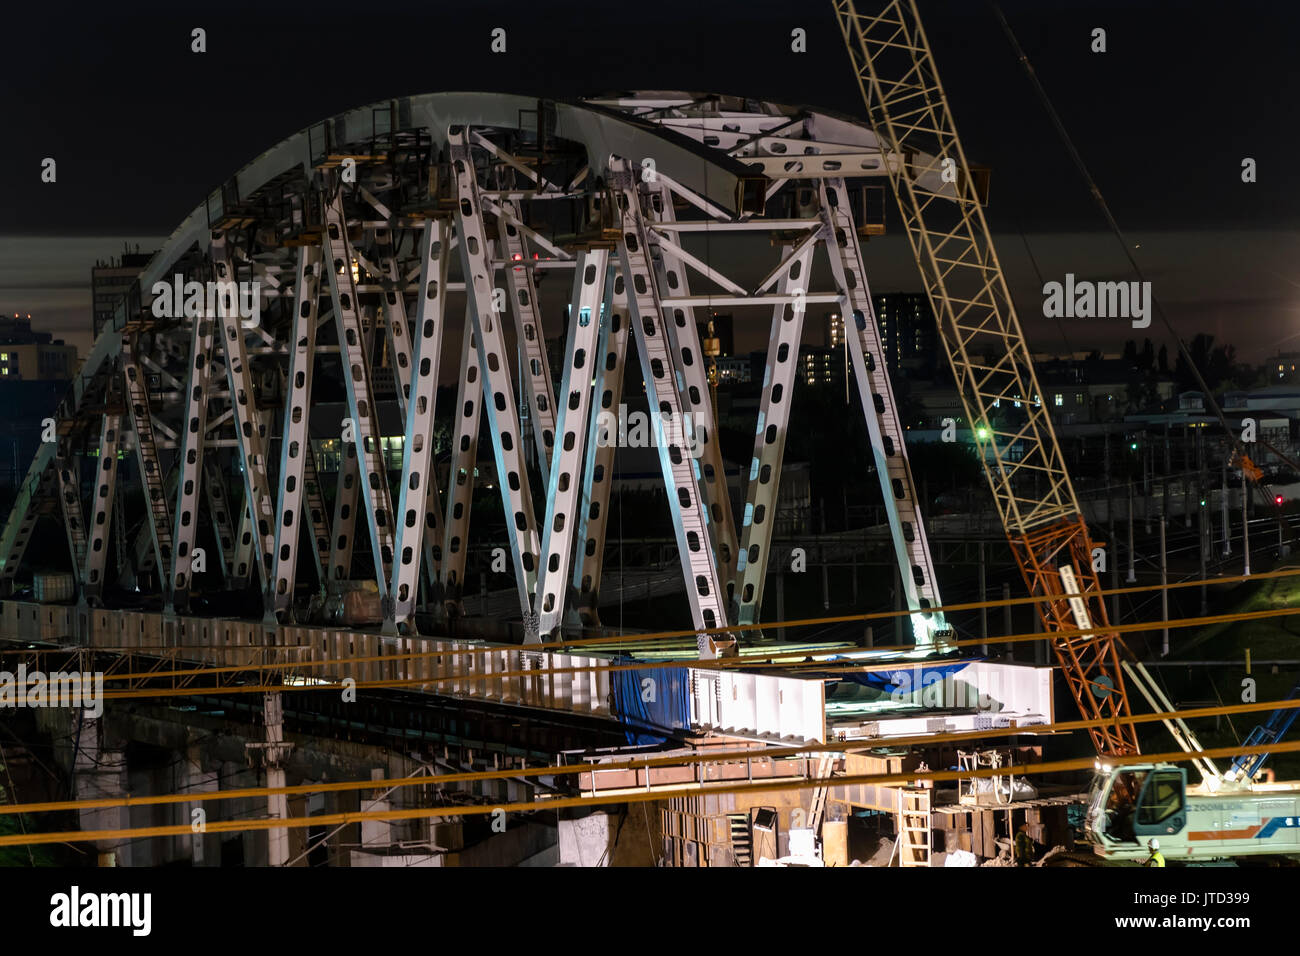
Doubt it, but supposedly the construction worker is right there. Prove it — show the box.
[1014,822,1035,866]
[1144,838,1166,868]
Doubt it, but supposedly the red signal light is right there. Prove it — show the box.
[1276,495,1285,506]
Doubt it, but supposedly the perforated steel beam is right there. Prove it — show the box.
[536,249,609,637]
[327,443,360,587]
[213,239,277,601]
[451,128,540,619]
[497,198,558,484]
[122,338,174,584]
[167,298,218,613]
[322,186,396,596]
[54,445,87,594]
[614,163,732,658]
[388,219,451,629]
[269,244,322,619]
[820,178,949,647]
[440,312,482,608]
[734,240,816,625]
[649,183,739,592]
[571,273,630,623]
[84,412,122,603]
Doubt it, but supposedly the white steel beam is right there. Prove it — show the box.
[167,292,218,613]
[269,244,322,619]
[536,249,609,638]
[571,275,630,622]
[388,219,451,630]
[614,163,732,658]
[440,313,483,608]
[83,412,122,603]
[650,184,740,595]
[122,338,175,585]
[820,178,950,648]
[321,187,397,597]
[497,198,559,484]
[451,128,541,619]
[734,240,816,625]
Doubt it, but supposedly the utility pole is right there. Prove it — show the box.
[1127,482,1137,584]
[1221,458,1231,557]
[1001,582,1012,661]
[1159,517,1169,657]
[979,540,988,655]
[1198,498,1208,616]
[1243,479,1251,577]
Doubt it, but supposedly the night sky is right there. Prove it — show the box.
[2,0,1298,362]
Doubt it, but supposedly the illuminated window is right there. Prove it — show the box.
[1054,394,1063,406]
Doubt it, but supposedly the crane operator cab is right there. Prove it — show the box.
[1084,764,1187,861]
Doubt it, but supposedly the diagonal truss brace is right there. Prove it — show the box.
[614,163,732,658]
[322,186,397,597]
[536,249,609,637]
[388,219,452,630]
[451,128,541,619]
[269,244,323,619]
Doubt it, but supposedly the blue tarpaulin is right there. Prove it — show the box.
[611,661,691,745]
[831,660,974,692]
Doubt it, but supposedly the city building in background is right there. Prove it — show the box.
[0,314,79,381]
[92,245,155,339]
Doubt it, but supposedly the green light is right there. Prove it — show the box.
[976,427,989,440]
[1130,442,1138,450]
[1200,499,1207,507]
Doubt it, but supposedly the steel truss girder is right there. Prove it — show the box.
[734,240,816,625]
[269,244,323,619]
[212,240,278,603]
[388,219,452,629]
[440,312,482,605]
[820,177,949,647]
[54,445,87,594]
[322,187,397,597]
[167,300,218,613]
[327,444,360,586]
[373,225,447,611]
[649,183,740,592]
[451,128,541,619]
[122,338,174,585]
[536,249,610,637]
[570,274,631,623]
[497,198,559,484]
[0,464,53,590]
[614,164,732,658]
[84,412,122,603]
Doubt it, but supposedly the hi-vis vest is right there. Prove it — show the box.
[1145,851,1166,868]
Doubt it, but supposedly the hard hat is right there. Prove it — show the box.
[1147,838,1160,850]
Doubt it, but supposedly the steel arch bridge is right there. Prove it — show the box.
[0,90,956,658]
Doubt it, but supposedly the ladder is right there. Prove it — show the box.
[808,754,836,833]
[123,351,175,581]
[897,788,931,867]
[727,813,753,867]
